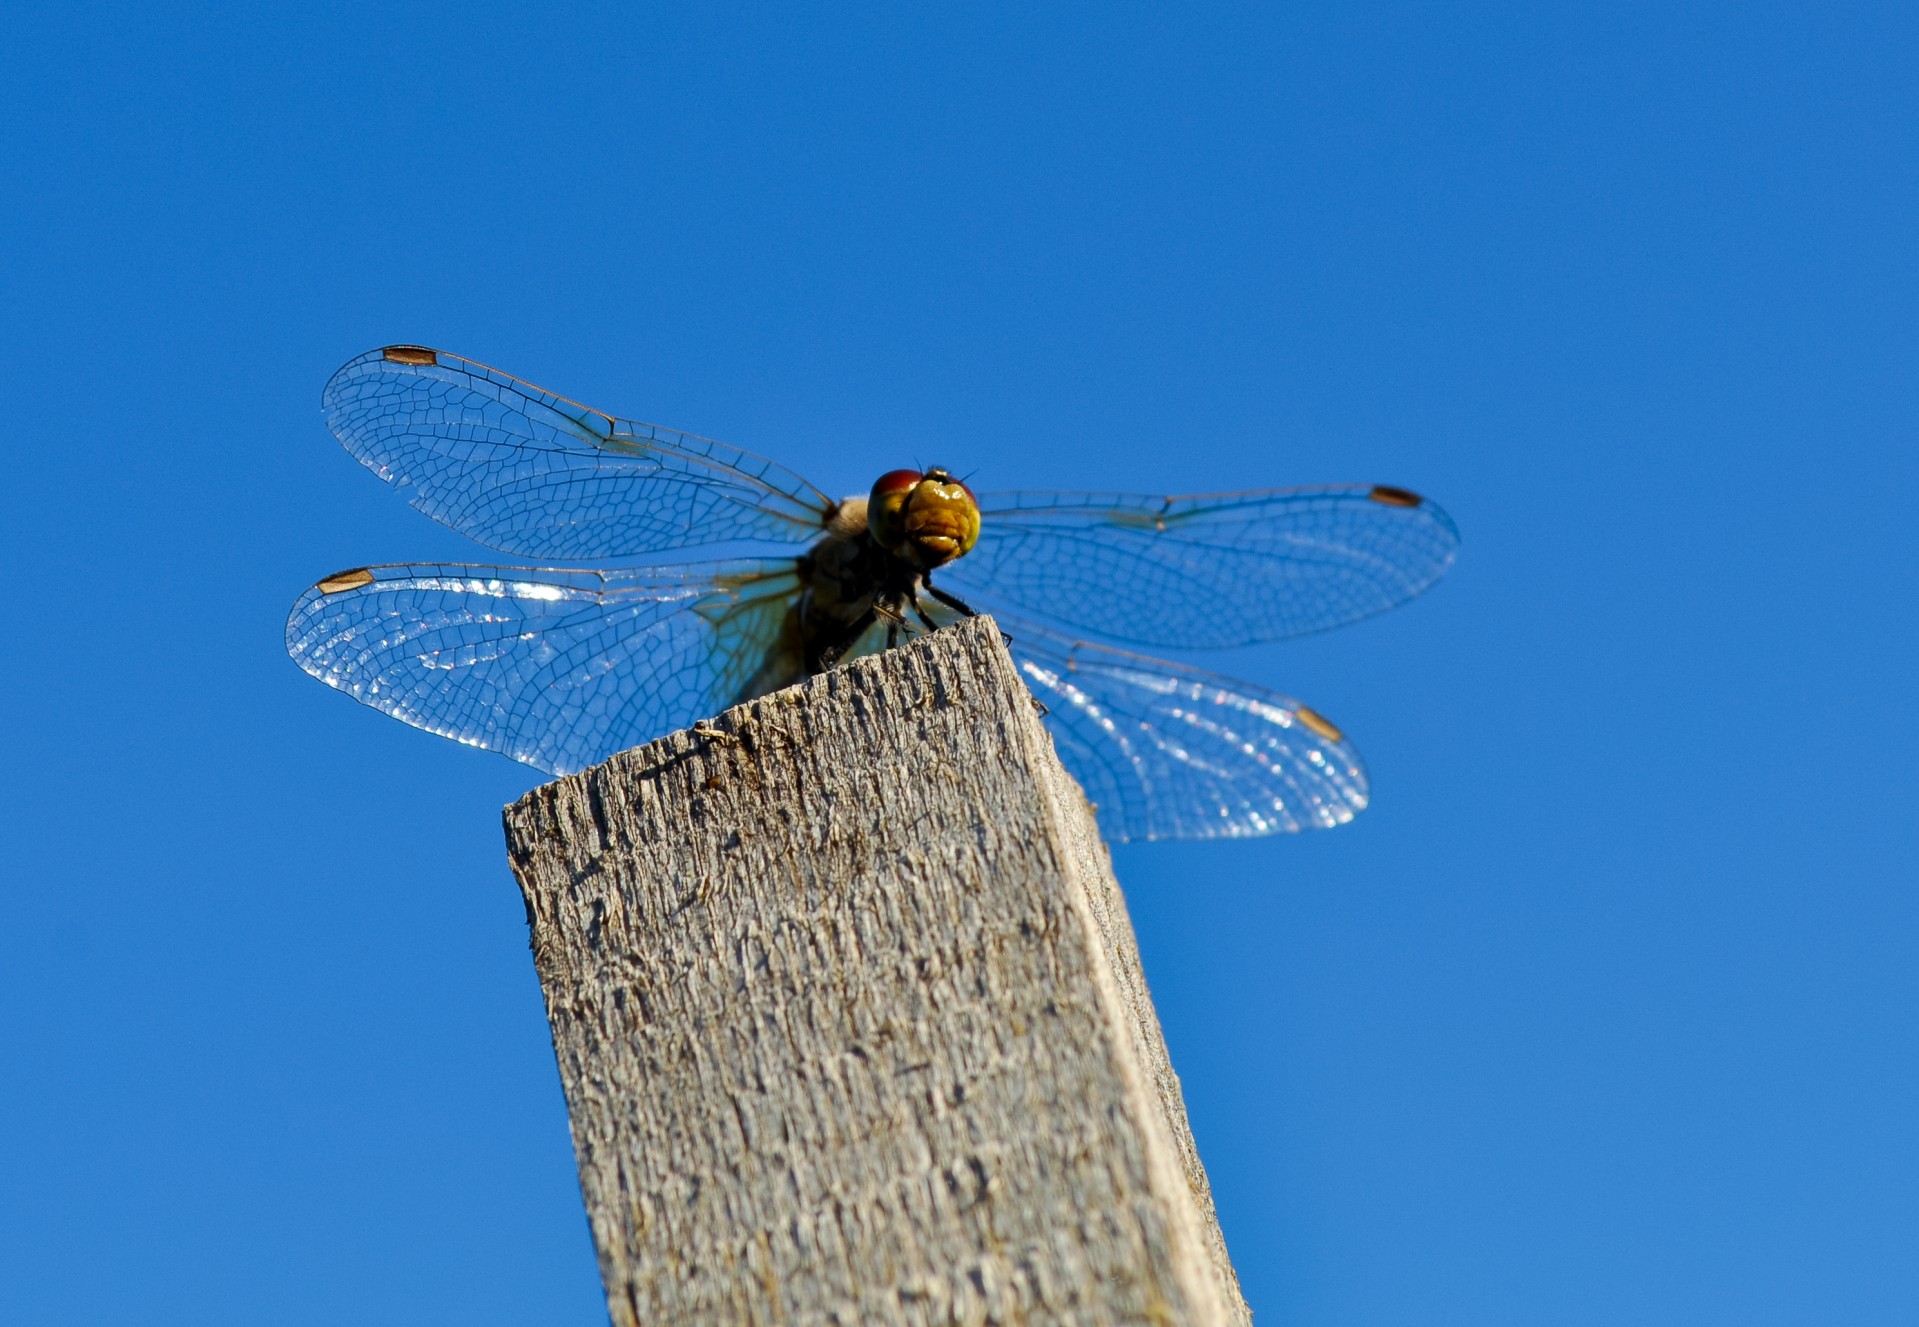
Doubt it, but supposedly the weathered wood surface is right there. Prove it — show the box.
[504,616,1251,1326]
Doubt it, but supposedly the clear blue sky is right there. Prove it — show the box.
[3,3,1914,1323]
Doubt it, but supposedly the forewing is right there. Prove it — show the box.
[1005,620,1369,841]
[322,347,837,558]
[285,560,805,774]
[947,485,1459,648]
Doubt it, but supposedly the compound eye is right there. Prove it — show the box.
[867,469,924,550]
[870,469,923,502]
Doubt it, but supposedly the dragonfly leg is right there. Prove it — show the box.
[921,579,977,618]
[812,607,879,671]
[922,579,1013,649]
[874,597,912,648]
[907,589,941,634]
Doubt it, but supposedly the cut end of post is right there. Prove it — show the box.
[504,616,1249,1326]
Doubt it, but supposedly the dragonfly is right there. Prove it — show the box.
[286,346,1459,841]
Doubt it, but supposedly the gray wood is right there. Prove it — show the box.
[504,616,1252,1326]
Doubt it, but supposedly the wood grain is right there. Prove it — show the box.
[504,616,1250,1326]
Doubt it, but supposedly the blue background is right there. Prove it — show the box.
[4,3,1914,1322]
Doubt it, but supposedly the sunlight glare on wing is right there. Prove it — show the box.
[1006,621,1369,840]
[286,560,807,775]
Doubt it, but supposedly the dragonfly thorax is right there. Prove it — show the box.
[795,497,951,674]
[866,468,980,569]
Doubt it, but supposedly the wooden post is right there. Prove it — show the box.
[504,615,1251,1326]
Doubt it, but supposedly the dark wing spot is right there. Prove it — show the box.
[1368,484,1424,508]
[316,568,376,595]
[1295,705,1344,742]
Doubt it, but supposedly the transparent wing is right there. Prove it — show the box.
[945,485,1459,649]
[285,560,805,775]
[322,347,837,559]
[1004,617,1369,842]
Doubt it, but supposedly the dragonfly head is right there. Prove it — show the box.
[867,467,980,568]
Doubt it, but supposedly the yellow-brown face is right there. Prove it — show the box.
[866,467,981,568]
